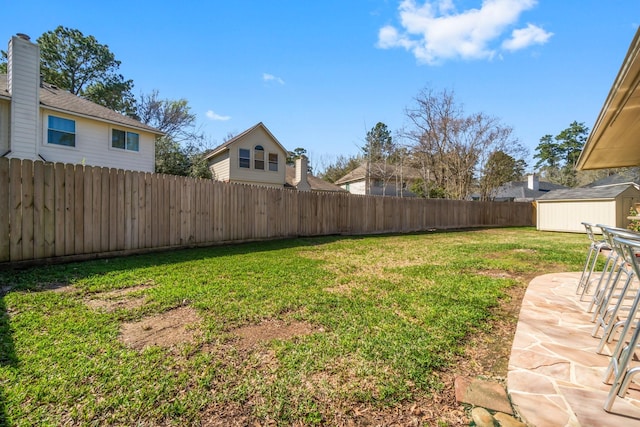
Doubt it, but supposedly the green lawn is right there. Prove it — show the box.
[0,227,587,426]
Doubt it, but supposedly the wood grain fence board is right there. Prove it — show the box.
[107,168,117,251]
[63,164,75,255]
[91,166,101,253]
[136,171,145,248]
[73,165,85,254]
[99,168,109,253]
[53,163,65,256]
[151,173,159,248]
[204,180,213,243]
[188,178,196,244]
[0,158,10,262]
[161,175,170,246]
[33,161,45,259]
[217,182,225,241]
[41,161,56,258]
[115,169,125,250]
[144,173,152,248]
[83,165,93,254]
[162,175,169,245]
[130,172,139,250]
[197,179,203,243]
[21,160,34,261]
[9,159,23,261]
[168,175,177,246]
[124,170,133,250]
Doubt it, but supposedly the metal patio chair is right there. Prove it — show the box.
[591,227,640,344]
[577,222,611,298]
[603,236,640,412]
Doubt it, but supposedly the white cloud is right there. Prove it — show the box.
[263,73,285,85]
[502,23,553,51]
[206,110,231,121]
[377,0,551,64]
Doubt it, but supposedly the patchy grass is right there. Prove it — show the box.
[0,227,587,426]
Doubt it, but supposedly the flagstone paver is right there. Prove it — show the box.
[508,272,640,426]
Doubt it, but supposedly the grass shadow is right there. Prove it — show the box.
[0,289,17,426]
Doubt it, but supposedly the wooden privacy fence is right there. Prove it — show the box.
[0,158,533,264]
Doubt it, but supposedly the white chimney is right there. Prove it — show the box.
[7,33,40,160]
[528,174,539,191]
[294,155,311,191]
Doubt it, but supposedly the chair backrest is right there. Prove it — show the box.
[599,225,635,248]
[602,227,640,259]
[582,222,599,243]
[613,236,640,279]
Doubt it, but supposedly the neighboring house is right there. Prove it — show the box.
[205,122,287,188]
[334,162,420,197]
[472,174,568,202]
[0,34,162,172]
[206,121,340,192]
[536,184,640,233]
[582,169,640,188]
[284,164,346,193]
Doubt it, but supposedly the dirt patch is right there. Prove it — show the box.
[120,306,200,350]
[233,319,319,350]
[475,269,516,279]
[85,283,153,312]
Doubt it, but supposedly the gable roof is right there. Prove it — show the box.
[205,122,287,159]
[284,165,347,192]
[537,183,638,201]
[582,169,640,188]
[334,162,421,185]
[0,74,162,135]
[492,179,567,200]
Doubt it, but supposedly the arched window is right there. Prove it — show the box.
[254,145,265,170]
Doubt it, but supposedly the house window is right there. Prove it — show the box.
[239,148,250,168]
[48,116,75,147]
[269,153,278,171]
[254,145,265,170]
[112,129,139,152]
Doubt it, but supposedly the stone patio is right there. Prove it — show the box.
[508,272,640,426]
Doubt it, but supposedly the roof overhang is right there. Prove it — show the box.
[577,27,640,170]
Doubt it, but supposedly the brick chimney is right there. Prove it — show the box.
[7,33,40,160]
[528,174,539,191]
[294,155,311,191]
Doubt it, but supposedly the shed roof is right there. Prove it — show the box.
[0,74,162,135]
[537,184,638,201]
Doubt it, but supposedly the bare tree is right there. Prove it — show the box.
[404,87,525,200]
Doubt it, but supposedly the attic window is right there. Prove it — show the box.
[47,115,75,147]
[254,145,265,170]
[239,148,250,168]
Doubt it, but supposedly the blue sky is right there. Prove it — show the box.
[3,1,638,173]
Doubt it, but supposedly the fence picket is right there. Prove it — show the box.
[0,158,9,262]
[0,159,534,264]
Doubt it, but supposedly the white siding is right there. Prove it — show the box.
[227,127,286,187]
[7,35,39,160]
[39,110,155,172]
[537,200,618,233]
[342,180,366,195]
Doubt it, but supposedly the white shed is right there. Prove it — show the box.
[536,184,640,233]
